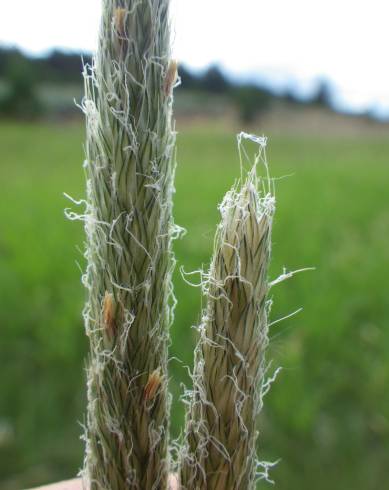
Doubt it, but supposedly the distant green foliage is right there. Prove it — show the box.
[201,65,231,93]
[312,78,335,108]
[233,85,273,123]
[0,48,286,122]
[0,47,92,85]
[1,122,388,489]
[36,50,92,84]
[0,51,42,117]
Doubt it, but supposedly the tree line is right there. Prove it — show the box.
[0,46,333,120]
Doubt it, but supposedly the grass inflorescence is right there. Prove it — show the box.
[179,135,276,489]
[79,1,177,488]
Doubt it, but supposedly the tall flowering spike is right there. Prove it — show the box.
[81,1,176,488]
[180,136,275,489]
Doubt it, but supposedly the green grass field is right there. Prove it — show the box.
[0,120,388,489]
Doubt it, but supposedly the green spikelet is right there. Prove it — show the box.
[179,135,275,489]
[79,1,177,488]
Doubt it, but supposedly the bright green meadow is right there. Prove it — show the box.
[0,120,388,489]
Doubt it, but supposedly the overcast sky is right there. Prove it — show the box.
[1,0,389,113]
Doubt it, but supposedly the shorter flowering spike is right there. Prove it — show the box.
[180,136,276,489]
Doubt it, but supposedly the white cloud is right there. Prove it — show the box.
[1,0,389,109]
[0,0,100,53]
[172,0,389,108]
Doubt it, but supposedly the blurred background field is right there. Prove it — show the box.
[1,2,389,486]
[1,104,389,489]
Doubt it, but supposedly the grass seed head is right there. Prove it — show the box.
[179,138,275,489]
[81,0,176,488]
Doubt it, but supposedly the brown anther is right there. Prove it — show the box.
[114,8,127,37]
[163,60,178,96]
[103,291,116,337]
[144,368,163,401]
